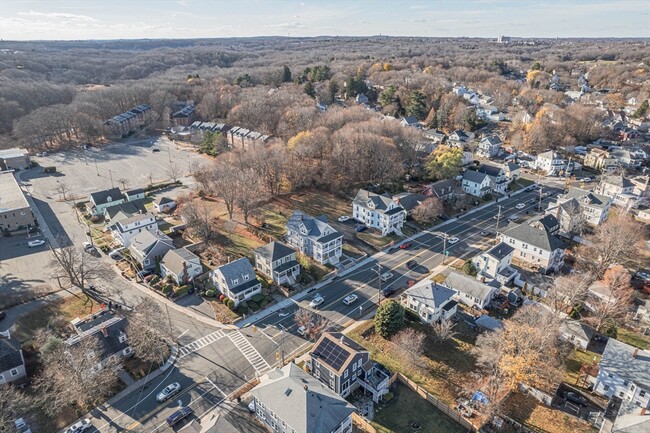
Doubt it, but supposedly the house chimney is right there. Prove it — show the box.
[633,348,639,358]
[100,326,108,338]
[340,335,346,346]
[303,385,308,392]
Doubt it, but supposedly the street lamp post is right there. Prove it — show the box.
[494,205,502,242]
[373,264,382,306]
[430,231,450,265]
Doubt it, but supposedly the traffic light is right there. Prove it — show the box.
[276,351,280,360]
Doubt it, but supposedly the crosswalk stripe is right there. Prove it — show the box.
[178,330,227,359]
[227,331,271,374]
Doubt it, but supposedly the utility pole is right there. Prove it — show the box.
[441,234,448,265]
[109,169,114,188]
[94,157,99,176]
[494,205,502,241]
[538,185,544,211]
[375,264,382,306]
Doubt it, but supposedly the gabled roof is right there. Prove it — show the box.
[310,332,368,375]
[161,248,200,276]
[401,116,418,125]
[528,214,560,234]
[125,188,144,196]
[602,175,634,189]
[404,280,456,310]
[353,189,399,213]
[214,257,258,291]
[450,130,469,140]
[70,310,129,360]
[251,363,355,433]
[479,135,502,146]
[537,150,560,160]
[485,241,514,260]
[560,319,594,342]
[90,187,123,206]
[104,200,147,220]
[599,338,650,391]
[505,162,520,172]
[0,335,24,372]
[463,170,490,184]
[426,179,460,198]
[562,188,611,209]
[500,222,565,252]
[287,211,342,244]
[444,271,499,301]
[153,196,175,206]
[254,241,295,262]
[477,164,504,178]
[129,230,173,255]
[392,192,426,212]
[475,314,504,332]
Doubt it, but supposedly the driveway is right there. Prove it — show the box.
[553,383,604,421]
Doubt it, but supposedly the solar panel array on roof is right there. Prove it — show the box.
[313,338,350,371]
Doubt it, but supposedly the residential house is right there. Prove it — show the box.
[637,208,650,224]
[226,126,270,149]
[160,248,203,285]
[210,258,262,306]
[67,309,132,373]
[528,214,561,235]
[423,129,445,143]
[356,94,369,105]
[475,315,504,332]
[128,230,175,270]
[462,170,494,197]
[631,175,650,201]
[250,363,356,433]
[559,319,594,350]
[477,135,502,158]
[392,192,426,217]
[448,130,470,148]
[310,333,390,403]
[286,211,343,265]
[0,331,27,385]
[0,148,30,171]
[444,271,499,310]
[400,116,420,128]
[109,212,157,247]
[504,162,521,182]
[497,221,565,273]
[583,148,618,172]
[606,399,650,433]
[596,175,638,208]
[400,279,458,324]
[103,104,150,139]
[471,241,519,285]
[254,241,300,286]
[610,148,646,168]
[0,172,37,233]
[125,188,145,202]
[171,104,198,127]
[534,150,566,175]
[104,200,147,224]
[550,187,613,231]
[477,164,509,194]
[594,338,650,410]
[153,196,176,213]
[88,187,125,216]
[422,179,464,202]
[352,189,406,236]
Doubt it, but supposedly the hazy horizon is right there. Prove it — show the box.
[1,0,649,41]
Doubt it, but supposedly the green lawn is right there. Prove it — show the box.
[357,232,401,249]
[371,383,465,433]
[563,348,600,386]
[616,327,650,349]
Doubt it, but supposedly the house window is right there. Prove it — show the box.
[10,369,19,376]
[244,274,249,281]
[344,370,349,379]
[232,278,239,285]
[124,347,132,356]
[640,390,646,397]
[603,385,610,391]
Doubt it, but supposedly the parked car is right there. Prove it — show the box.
[82,241,94,251]
[0,311,6,321]
[406,260,417,270]
[562,391,588,407]
[581,177,592,183]
[152,148,161,152]
[399,242,412,249]
[337,215,350,222]
[381,286,397,297]
[297,325,307,336]
[515,203,525,210]
[309,294,325,308]
[64,418,92,433]
[108,248,124,259]
[343,294,358,305]
[525,186,534,192]
[166,407,193,427]
[27,239,45,248]
[156,382,181,402]
[447,237,459,244]
[480,231,489,236]
[508,216,519,223]
[634,271,650,281]
[355,225,368,232]
[247,400,256,413]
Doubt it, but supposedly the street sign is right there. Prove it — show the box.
[445,250,449,255]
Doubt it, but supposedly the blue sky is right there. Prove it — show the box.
[0,0,648,40]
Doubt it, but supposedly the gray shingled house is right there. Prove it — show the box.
[286,211,343,265]
[0,331,27,385]
[210,258,262,306]
[250,363,356,433]
[254,241,300,285]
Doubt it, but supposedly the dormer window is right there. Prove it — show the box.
[118,331,127,343]
[243,274,249,281]
[232,278,239,286]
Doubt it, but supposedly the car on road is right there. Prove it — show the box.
[166,406,193,427]
[309,294,325,308]
[581,177,592,183]
[447,237,459,244]
[156,382,182,402]
[562,391,588,407]
[337,215,350,222]
[152,147,161,152]
[399,242,412,249]
[493,215,499,220]
[525,186,534,192]
[380,271,394,282]
[480,231,489,236]
[0,311,6,321]
[27,239,45,248]
[515,203,526,210]
[297,325,307,336]
[82,241,94,251]
[64,418,92,433]
[381,286,397,297]
[508,215,520,222]
[529,199,537,204]
[355,225,368,232]
[343,294,358,305]
[406,260,417,270]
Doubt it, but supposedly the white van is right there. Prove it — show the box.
[380,271,394,282]
[108,248,124,259]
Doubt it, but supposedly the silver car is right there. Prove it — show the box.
[64,418,92,433]
[157,382,181,402]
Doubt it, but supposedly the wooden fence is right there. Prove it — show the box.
[352,413,378,433]
[395,373,478,432]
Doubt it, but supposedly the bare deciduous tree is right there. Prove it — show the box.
[431,319,458,342]
[167,163,181,183]
[117,177,129,191]
[210,155,241,220]
[125,302,171,364]
[55,180,70,201]
[392,328,426,366]
[49,242,108,297]
[294,308,330,340]
[179,200,214,241]
[545,271,595,316]
[0,385,37,432]
[411,197,444,225]
[584,265,634,332]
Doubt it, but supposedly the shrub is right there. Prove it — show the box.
[404,308,420,323]
[373,300,405,338]
[174,285,191,297]
[251,293,265,303]
[382,392,394,402]
[219,294,226,303]
[149,276,160,285]
[248,301,260,312]
[462,261,478,277]
[205,289,216,297]
[161,284,173,295]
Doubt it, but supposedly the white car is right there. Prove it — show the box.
[297,326,307,336]
[515,203,526,210]
[64,418,92,433]
[27,239,45,247]
[338,215,350,222]
[447,237,459,244]
[156,382,182,402]
[343,294,358,305]
[309,294,325,308]
[82,241,93,251]
[581,177,592,183]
